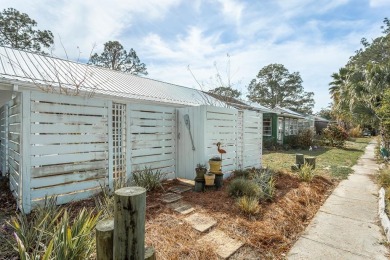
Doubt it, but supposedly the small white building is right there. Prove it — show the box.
[0,46,263,213]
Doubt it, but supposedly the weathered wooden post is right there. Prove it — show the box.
[305,157,316,169]
[96,218,114,260]
[114,186,146,260]
[296,154,305,166]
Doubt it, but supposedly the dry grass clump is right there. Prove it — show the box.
[236,196,260,216]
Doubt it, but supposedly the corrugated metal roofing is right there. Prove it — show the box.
[273,106,306,119]
[0,46,221,106]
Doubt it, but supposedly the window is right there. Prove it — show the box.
[291,119,298,135]
[285,118,290,135]
[263,117,272,136]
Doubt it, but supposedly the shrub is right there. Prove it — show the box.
[378,169,390,188]
[297,129,314,149]
[386,187,390,216]
[252,168,276,201]
[284,135,299,149]
[236,196,260,215]
[349,125,362,138]
[297,163,316,182]
[228,178,261,198]
[263,137,277,150]
[131,167,167,191]
[323,124,349,147]
[232,169,254,179]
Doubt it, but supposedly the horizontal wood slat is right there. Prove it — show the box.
[31,152,107,167]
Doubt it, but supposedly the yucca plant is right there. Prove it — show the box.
[95,184,115,219]
[252,168,276,201]
[131,167,167,191]
[297,163,316,182]
[236,196,260,215]
[9,196,61,260]
[52,208,100,260]
[9,196,101,260]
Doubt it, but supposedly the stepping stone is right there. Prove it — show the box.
[160,192,182,203]
[184,213,217,232]
[197,230,244,259]
[168,201,195,215]
[169,185,193,194]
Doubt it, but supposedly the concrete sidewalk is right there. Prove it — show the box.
[288,141,389,260]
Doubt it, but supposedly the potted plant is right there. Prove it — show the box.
[195,163,207,179]
[209,156,222,173]
[204,172,215,186]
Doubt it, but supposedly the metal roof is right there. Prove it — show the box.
[273,106,306,119]
[0,46,221,106]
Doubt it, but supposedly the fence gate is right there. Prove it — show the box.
[129,104,176,179]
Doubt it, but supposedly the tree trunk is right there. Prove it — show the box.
[114,186,146,260]
[96,218,114,260]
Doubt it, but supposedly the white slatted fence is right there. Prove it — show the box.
[130,104,176,179]
[205,106,238,173]
[29,92,109,206]
[241,110,262,169]
[8,94,22,205]
[0,104,8,175]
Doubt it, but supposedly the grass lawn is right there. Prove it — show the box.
[262,137,373,179]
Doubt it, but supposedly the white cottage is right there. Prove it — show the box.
[0,46,262,213]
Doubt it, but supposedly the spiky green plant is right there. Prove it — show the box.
[252,168,276,201]
[297,163,316,182]
[52,208,100,259]
[228,178,261,198]
[9,196,61,259]
[9,196,101,260]
[131,167,167,191]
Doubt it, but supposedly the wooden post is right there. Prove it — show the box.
[305,157,316,169]
[296,154,305,166]
[96,218,114,260]
[114,186,146,260]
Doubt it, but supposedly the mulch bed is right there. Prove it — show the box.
[0,172,335,260]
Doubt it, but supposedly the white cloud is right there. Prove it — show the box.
[369,0,390,7]
[216,0,245,25]
[1,0,182,59]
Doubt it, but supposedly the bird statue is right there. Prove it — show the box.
[216,142,226,161]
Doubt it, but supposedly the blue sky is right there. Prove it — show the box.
[2,0,390,112]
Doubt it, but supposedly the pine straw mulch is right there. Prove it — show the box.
[144,172,334,259]
[0,172,335,260]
